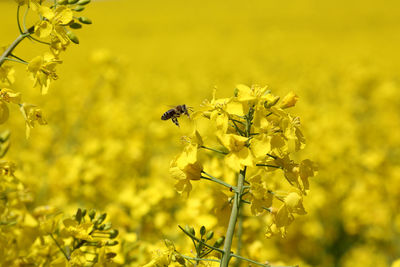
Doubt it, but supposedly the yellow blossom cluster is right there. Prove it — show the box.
[170,85,316,242]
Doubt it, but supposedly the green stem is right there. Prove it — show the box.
[10,53,27,63]
[27,35,52,45]
[23,5,29,32]
[180,255,220,263]
[230,119,245,136]
[178,225,224,253]
[200,145,228,155]
[256,164,282,169]
[201,171,235,191]
[50,234,70,261]
[4,57,28,64]
[231,253,298,267]
[0,28,33,67]
[241,199,272,212]
[234,207,244,267]
[17,6,23,34]
[220,168,245,267]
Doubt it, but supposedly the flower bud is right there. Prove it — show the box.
[78,17,92,24]
[106,252,117,259]
[81,209,87,217]
[77,0,90,5]
[213,236,225,248]
[264,96,280,108]
[68,0,79,4]
[108,229,119,239]
[206,231,214,240]
[96,213,107,224]
[189,226,195,236]
[280,91,299,109]
[200,226,206,236]
[103,222,112,230]
[185,225,195,236]
[106,240,119,246]
[73,6,85,12]
[69,22,82,29]
[88,209,96,220]
[66,30,79,44]
[175,254,185,265]
[58,0,68,4]
[75,208,82,223]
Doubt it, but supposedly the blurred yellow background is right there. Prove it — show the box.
[1,0,400,266]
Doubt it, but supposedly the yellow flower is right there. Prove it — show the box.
[61,218,94,241]
[274,204,294,228]
[0,161,16,176]
[0,88,21,104]
[251,134,272,159]
[27,53,61,94]
[35,6,73,40]
[19,103,47,138]
[299,159,318,191]
[143,249,173,267]
[219,134,254,172]
[69,249,88,266]
[176,143,198,169]
[170,144,203,196]
[284,192,306,215]
[210,110,229,134]
[0,65,15,86]
[247,175,273,215]
[280,91,299,109]
[235,84,269,103]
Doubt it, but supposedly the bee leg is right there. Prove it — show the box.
[172,117,180,127]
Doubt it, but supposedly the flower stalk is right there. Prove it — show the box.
[220,168,246,267]
[0,27,33,67]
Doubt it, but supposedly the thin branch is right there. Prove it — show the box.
[229,118,245,125]
[4,57,28,64]
[178,225,224,254]
[231,253,298,267]
[27,35,52,45]
[0,31,31,66]
[201,171,235,191]
[241,199,272,213]
[180,255,220,263]
[23,5,29,32]
[256,164,283,169]
[50,234,70,261]
[230,119,245,136]
[17,6,23,34]
[268,190,285,202]
[9,53,27,63]
[200,145,228,155]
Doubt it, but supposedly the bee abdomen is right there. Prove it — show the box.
[161,110,174,120]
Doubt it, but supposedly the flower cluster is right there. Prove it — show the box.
[0,0,93,137]
[171,85,316,238]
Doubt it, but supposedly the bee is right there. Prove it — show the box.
[161,104,191,127]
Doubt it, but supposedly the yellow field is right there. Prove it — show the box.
[1,0,400,266]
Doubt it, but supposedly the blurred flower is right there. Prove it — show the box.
[19,103,47,138]
[27,53,61,94]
